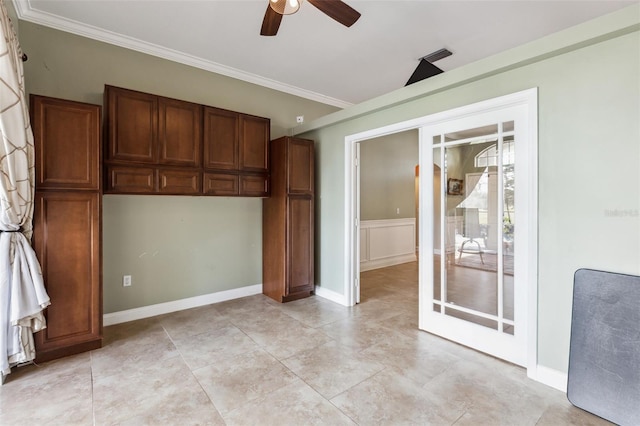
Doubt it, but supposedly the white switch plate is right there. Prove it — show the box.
[123,275,132,287]
[296,115,304,123]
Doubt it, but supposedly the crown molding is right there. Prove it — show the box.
[12,0,352,109]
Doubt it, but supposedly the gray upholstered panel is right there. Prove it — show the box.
[568,269,640,425]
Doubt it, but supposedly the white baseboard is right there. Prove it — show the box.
[103,284,262,326]
[532,364,568,392]
[314,285,349,306]
[360,253,417,272]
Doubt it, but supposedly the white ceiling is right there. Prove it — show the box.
[14,0,635,107]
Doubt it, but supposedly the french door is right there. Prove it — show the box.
[419,97,536,367]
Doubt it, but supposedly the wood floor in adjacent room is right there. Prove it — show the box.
[0,262,609,425]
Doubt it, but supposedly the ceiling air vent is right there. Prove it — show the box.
[405,48,452,86]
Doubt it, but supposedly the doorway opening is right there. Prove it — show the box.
[357,130,419,305]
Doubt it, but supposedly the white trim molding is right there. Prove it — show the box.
[103,284,262,326]
[532,365,568,393]
[314,285,349,306]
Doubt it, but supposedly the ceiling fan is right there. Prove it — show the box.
[261,0,361,36]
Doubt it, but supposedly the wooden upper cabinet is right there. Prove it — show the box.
[240,114,269,173]
[105,86,270,197]
[203,107,238,170]
[106,86,157,163]
[31,95,101,191]
[158,97,202,167]
[287,137,314,195]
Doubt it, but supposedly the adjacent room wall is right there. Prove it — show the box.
[299,8,640,375]
[18,21,339,313]
[5,0,17,32]
[359,130,418,221]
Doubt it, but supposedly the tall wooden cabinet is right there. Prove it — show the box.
[30,95,103,362]
[263,137,314,302]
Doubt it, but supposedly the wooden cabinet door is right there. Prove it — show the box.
[158,97,202,167]
[158,168,201,195]
[31,95,101,191]
[240,115,269,172]
[240,174,269,197]
[203,107,238,170]
[33,192,102,360]
[106,86,157,163]
[203,172,239,196]
[106,165,155,193]
[287,196,314,297]
[287,138,314,195]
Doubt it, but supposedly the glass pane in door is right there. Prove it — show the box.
[432,146,442,312]
[502,121,516,334]
[432,123,517,332]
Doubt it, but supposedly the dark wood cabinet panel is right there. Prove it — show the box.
[203,107,238,170]
[106,165,155,193]
[159,168,201,195]
[240,115,269,173]
[106,86,157,163]
[263,137,314,302]
[33,189,102,360]
[241,174,269,197]
[203,172,239,196]
[287,196,314,296]
[158,97,202,167]
[31,95,100,190]
[288,137,314,195]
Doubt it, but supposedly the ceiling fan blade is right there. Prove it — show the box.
[260,4,283,36]
[307,0,361,27]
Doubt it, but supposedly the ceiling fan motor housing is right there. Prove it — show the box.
[269,0,301,16]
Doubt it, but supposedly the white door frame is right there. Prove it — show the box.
[343,88,538,377]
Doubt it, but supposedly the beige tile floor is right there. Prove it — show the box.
[0,262,611,425]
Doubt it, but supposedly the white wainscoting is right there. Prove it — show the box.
[360,218,417,272]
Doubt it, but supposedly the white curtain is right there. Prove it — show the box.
[0,0,50,383]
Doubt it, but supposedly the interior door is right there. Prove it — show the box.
[419,104,532,366]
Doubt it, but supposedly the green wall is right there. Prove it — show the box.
[18,21,339,313]
[360,130,418,220]
[299,8,640,373]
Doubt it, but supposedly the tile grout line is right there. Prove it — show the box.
[160,322,229,423]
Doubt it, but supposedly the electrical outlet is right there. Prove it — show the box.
[396,208,400,215]
[123,275,132,287]
[296,115,304,124]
